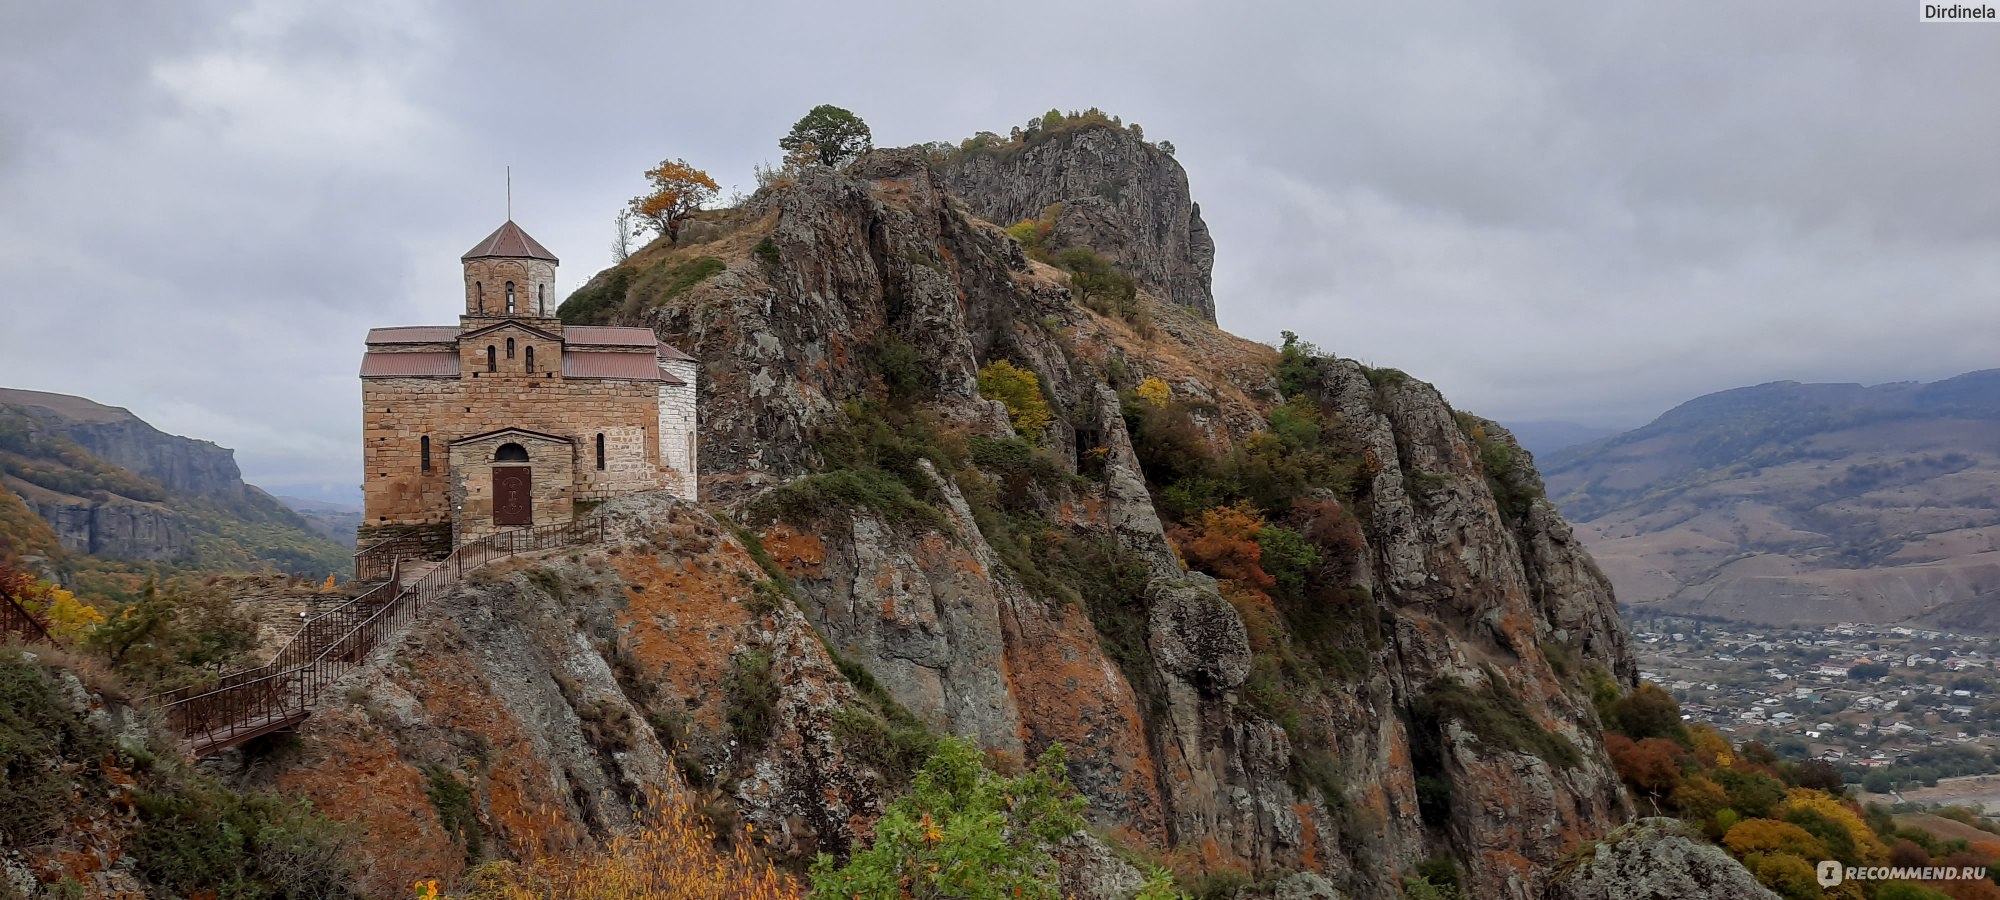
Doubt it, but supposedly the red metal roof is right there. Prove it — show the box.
[563,351,682,383]
[656,341,694,362]
[461,220,558,263]
[367,326,458,344]
[563,326,657,347]
[361,351,460,377]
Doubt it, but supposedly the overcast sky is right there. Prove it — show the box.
[3,0,1997,502]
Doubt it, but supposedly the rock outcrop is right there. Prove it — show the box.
[0,388,250,504]
[248,128,1638,898]
[1543,818,1781,900]
[0,389,346,573]
[14,486,192,562]
[937,123,1217,321]
[534,147,1641,897]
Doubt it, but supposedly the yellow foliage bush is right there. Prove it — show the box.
[1724,818,1829,860]
[1134,376,1171,408]
[1689,724,1734,768]
[977,360,1054,441]
[1779,788,1889,864]
[457,798,798,900]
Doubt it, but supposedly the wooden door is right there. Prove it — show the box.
[493,467,532,526]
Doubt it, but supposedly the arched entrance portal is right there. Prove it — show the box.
[493,442,532,525]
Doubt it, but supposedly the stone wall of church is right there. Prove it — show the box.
[657,357,699,501]
[458,324,563,377]
[464,259,558,317]
[446,432,575,543]
[360,374,666,529]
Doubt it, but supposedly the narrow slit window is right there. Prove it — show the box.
[506,337,515,359]
[595,433,605,470]
[525,346,534,373]
[505,281,516,314]
[420,435,431,472]
[487,345,496,372]
[538,284,547,316]
[475,282,484,313]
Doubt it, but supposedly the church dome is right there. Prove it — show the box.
[461,220,559,264]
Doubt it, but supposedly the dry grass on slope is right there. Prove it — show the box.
[453,797,800,900]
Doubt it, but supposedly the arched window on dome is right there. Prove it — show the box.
[486,345,496,372]
[538,284,547,316]
[475,282,485,313]
[525,346,535,373]
[505,281,516,314]
[506,337,515,359]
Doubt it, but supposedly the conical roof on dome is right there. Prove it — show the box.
[461,220,559,263]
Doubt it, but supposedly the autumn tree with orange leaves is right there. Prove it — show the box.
[630,158,718,246]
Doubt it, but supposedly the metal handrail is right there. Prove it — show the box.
[154,516,608,753]
[353,531,430,583]
[1,592,54,644]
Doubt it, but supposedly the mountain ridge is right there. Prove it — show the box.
[0,387,349,579]
[1543,370,2000,629]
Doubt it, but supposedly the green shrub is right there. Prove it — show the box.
[1054,247,1139,322]
[1275,331,1326,398]
[651,256,726,303]
[0,650,110,845]
[872,329,927,402]
[555,267,633,325]
[1416,775,1453,826]
[1417,675,1583,769]
[131,784,356,900]
[810,738,1087,899]
[753,237,780,266]
[748,468,949,533]
[977,360,1054,441]
[831,706,939,787]
[725,650,778,750]
[745,578,787,616]
[1254,525,1318,599]
[424,765,484,863]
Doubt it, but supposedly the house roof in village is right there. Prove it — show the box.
[360,351,460,377]
[461,220,559,263]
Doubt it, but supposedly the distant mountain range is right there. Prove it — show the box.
[1541,371,2000,631]
[0,388,349,580]
[276,495,361,549]
[1504,419,1633,457]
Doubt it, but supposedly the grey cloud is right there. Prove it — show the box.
[1,0,1996,497]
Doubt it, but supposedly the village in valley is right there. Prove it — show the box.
[1629,613,2000,811]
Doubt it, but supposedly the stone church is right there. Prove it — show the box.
[358,220,696,549]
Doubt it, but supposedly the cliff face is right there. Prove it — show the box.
[16,489,191,562]
[0,388,269,510]
[937,124,1217,322]
[447,149,1639,897]
[0,389,347,574]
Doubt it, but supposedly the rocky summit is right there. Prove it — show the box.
[4,122,1788,900]
[208,128,1755,900]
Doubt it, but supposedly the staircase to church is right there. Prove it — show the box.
[147,517,607,757]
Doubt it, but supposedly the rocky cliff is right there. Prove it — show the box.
[266,146,1666,898]
[0,389,348,575]
[936,119,1217,321]
[0,388,266,509]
